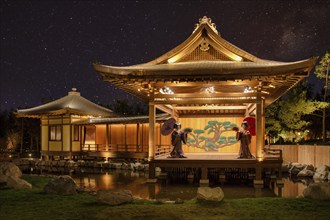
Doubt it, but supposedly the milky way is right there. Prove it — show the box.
[1,0,329,110]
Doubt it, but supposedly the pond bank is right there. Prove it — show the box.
[0,175,329,220]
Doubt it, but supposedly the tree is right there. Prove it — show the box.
[266,81,328,143]
[0,110,40,153]
[111,99,147,116]
[314,51,330,142]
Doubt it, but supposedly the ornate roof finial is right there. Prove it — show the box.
[69,87,80,96]
[193,16,219,35]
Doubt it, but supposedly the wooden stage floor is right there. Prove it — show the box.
[155,153,253,161]
[149,153,283,186]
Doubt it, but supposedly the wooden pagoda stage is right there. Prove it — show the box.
[148,152,284,188]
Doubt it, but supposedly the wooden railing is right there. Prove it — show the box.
[263,147,283,160]
[155,145,172,158]
[82,144,172,156]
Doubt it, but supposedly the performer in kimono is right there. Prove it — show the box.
[235,121,253,159]
[169,123,191,158]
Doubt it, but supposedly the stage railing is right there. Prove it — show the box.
[155,145,172,158]
[82,144,151,153]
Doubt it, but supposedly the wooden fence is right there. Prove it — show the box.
[270,145,330,167]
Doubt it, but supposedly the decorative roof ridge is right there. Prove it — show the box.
[68,87,80,96]
[193,16,218,35]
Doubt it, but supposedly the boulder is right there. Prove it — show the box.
[121,163,130,170]
[303,182,330,200]
[297,166,315,177]
[305,164,315,171]
[175,198,184,204]
[110,163,122,169]
[6,176,32,189]
[97,190,133,206]
[297,169,315,177]
[281,164,290,173]
[0,174,8,188]
[44,175,77,195]
[197,187,224,202]
[131,162,141,171]
[0,162,22,178]
[288,163,306,175]
[313,165,329,181]
[58,160,66,167]
[144,164,149,171]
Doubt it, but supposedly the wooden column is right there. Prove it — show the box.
[69,115,72,160]
[47,116,50,154]
[61,115,64,153]
[141,124,144,152]
[200,166,209,187]
[80,125,83,152]
[159,123,162,146]
[105,124,109,151]
[136,123,140,152]
[124,124,127,152]
[109,125,112,150]
[20,118,23,154]
[256,92,265,159]
[148,101,156,161]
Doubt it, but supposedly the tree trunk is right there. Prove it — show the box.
[323,64,329,142]
[20,118,23,154]
[322,108,326,142]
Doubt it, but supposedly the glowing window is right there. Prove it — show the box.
[50,125,62,141]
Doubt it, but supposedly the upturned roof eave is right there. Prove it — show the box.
[94,57,318,78]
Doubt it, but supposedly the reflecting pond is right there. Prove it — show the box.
[71,170,309,200]
[21,166,309,200]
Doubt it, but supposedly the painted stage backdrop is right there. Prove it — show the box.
[180,118,254,153]
[186,120,238,151]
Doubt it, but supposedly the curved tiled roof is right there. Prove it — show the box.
[17,89,114,118]
[93,16,317,108]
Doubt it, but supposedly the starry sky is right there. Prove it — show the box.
[1,0,329,111]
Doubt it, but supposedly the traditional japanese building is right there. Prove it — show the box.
[16,88,114,159]
[17,88,171,160]
[93,16,317,186]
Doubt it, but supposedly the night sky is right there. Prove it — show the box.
[1,0,329,111]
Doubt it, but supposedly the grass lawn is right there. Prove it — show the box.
[0,175,329,220]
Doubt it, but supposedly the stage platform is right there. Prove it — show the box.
[149,153,283,188]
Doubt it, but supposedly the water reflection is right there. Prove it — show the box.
[272,175,308,198]
[73,171,159,199]
[20,165,311,200]
[72,170,278,200]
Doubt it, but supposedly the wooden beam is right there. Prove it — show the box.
[179,114,245,118]
[154,81,259,87]
[174,105,247,110]
[153,98,259,105]
[247,103,256,116]
[154,92,257,99]
[155,104,178,118]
